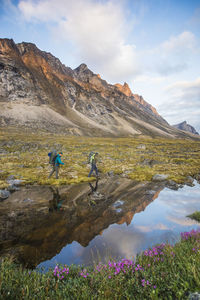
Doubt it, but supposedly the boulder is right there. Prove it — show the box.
[0,189,10,200]
[166,180,179,190]
[136,144,146,150]
[184,176,194,187]
[7,179,23,186]
[152,174,169,181]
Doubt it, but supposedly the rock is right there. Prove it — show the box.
[189,292,200,300]
[113,200,124,208]
[185,176,194,187]
[7,179,23,186]
[136,144,146,150]
[23,198,33,203]
[152,174,169,181]
[140,159,160,167]
[7,185,20,192]
[194,174,200,181]
[145,190,156,196]
[0,189,10,200]
[107,171,114,177]
[7,175,16,181]
[166,180,179,190]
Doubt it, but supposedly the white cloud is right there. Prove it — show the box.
[160,31,196,55]
[134,75,165,84]
[159,77,200,130]
[148,31,198,76]
[166,77,200,92]
[17,0,140,82]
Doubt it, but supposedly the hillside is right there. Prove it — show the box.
[0,38,199,139]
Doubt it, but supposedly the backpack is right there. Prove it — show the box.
[48,150,57,165]
[88,151,95,164]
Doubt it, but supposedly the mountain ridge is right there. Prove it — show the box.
[173,121,199,135]
[0,38,199,139]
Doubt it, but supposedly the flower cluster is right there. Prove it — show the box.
[143,243,165,258]
[53,265,69,281]
[80,269,90,278]
[95,258,139,277]
[52,228,200,292]
[181,229,200,241]
[141,278,156,289]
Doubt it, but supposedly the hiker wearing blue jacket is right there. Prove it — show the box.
[48,152,64,179]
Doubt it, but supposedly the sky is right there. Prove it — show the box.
[0,0,200,131]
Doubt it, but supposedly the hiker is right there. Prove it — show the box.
[88,152,99,177]
[48,152,64,179]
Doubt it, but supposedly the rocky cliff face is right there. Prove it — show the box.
[0,38,198,138]
[173,121,199,135]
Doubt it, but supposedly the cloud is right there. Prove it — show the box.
[17,0,140,82]
[160,31,196,55]
[164,78,200,112]
[149,31,198,76]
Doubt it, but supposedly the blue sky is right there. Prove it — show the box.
[0,0,200,131]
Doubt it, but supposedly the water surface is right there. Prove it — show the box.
[38,181,200,270]
[0,177,199,270]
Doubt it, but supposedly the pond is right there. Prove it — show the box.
[0,177,199,271]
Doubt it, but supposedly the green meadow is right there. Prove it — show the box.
[0,128,200,188]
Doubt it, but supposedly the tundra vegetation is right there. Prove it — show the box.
[0,128,200,188]
[188,211,200,223]
[0,229,200,299]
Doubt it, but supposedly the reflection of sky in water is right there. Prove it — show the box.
[38,182,200,271]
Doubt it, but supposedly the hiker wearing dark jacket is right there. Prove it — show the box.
[49,152,64,179]
[88,152,99,177]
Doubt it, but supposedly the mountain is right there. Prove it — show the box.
[173,121,199,135]
[0,38,199,139]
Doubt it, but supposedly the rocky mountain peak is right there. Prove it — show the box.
[115,82,133,97]
[73,63,94,81]
[16,42,38,56]
[0,38,20,57]
[173,121,199,135]
[75,63,88,71]
[1,38,199,139]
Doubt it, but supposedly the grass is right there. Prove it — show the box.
[0,127,200,188]
[0,229,199,299]
[188,211,200,223]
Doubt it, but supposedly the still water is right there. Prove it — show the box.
[38,180,200,270]
[0,177,199,270]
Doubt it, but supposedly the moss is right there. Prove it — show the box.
[187,211,200,223]
[0,128,200,188]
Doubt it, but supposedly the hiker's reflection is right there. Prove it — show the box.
[49,187,64,212]
[88,179,98,195]
[88,179,98,206]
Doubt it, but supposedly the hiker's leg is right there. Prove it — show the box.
[48,165,55,178]
[94,165,98,176]
[55,165,59,179]
[88,165,94,177]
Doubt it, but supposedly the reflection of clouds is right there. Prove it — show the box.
[167,215,199,227]
[158,183,200,218]
[135,223,169,233]
[40,182,200,268]
[101,225,145,259]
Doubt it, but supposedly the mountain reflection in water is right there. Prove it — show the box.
[0,177,199,269]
